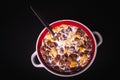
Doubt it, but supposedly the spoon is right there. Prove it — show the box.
[30,6,55,36]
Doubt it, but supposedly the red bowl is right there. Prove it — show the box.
[31,19,103,77]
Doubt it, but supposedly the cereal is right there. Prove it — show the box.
[70,61,78,68]
[80,54,89,67]
[40,24,92,73]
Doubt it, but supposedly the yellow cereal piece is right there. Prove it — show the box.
[67,52,71,56]
[60,24,68,28]
[75,34,81,39]
[46,33,53,40]
[76,47,79,51]
[74,41,78,45]
[64,49,68,53]
[44,39,50,45]
[60,40,66,45]
[52,26,63,33]
[67,37,72,41]
[52,28,58,33]
[69,32,74,37]
[70,61,78,68]
[80,54,88,67]
[50,48,58,57]
[51,38,55,42]
[79,47,86,52]
[83,36,87,41]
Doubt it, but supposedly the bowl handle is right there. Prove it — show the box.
[93,31,103,47]
[31,51,44,68]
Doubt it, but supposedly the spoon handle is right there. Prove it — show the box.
[30,6,54,36]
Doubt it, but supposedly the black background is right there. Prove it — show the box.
[2,0,119,80]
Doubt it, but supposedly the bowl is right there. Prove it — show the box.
[31,19,103,77]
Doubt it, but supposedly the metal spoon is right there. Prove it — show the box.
[30,6,55,36]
